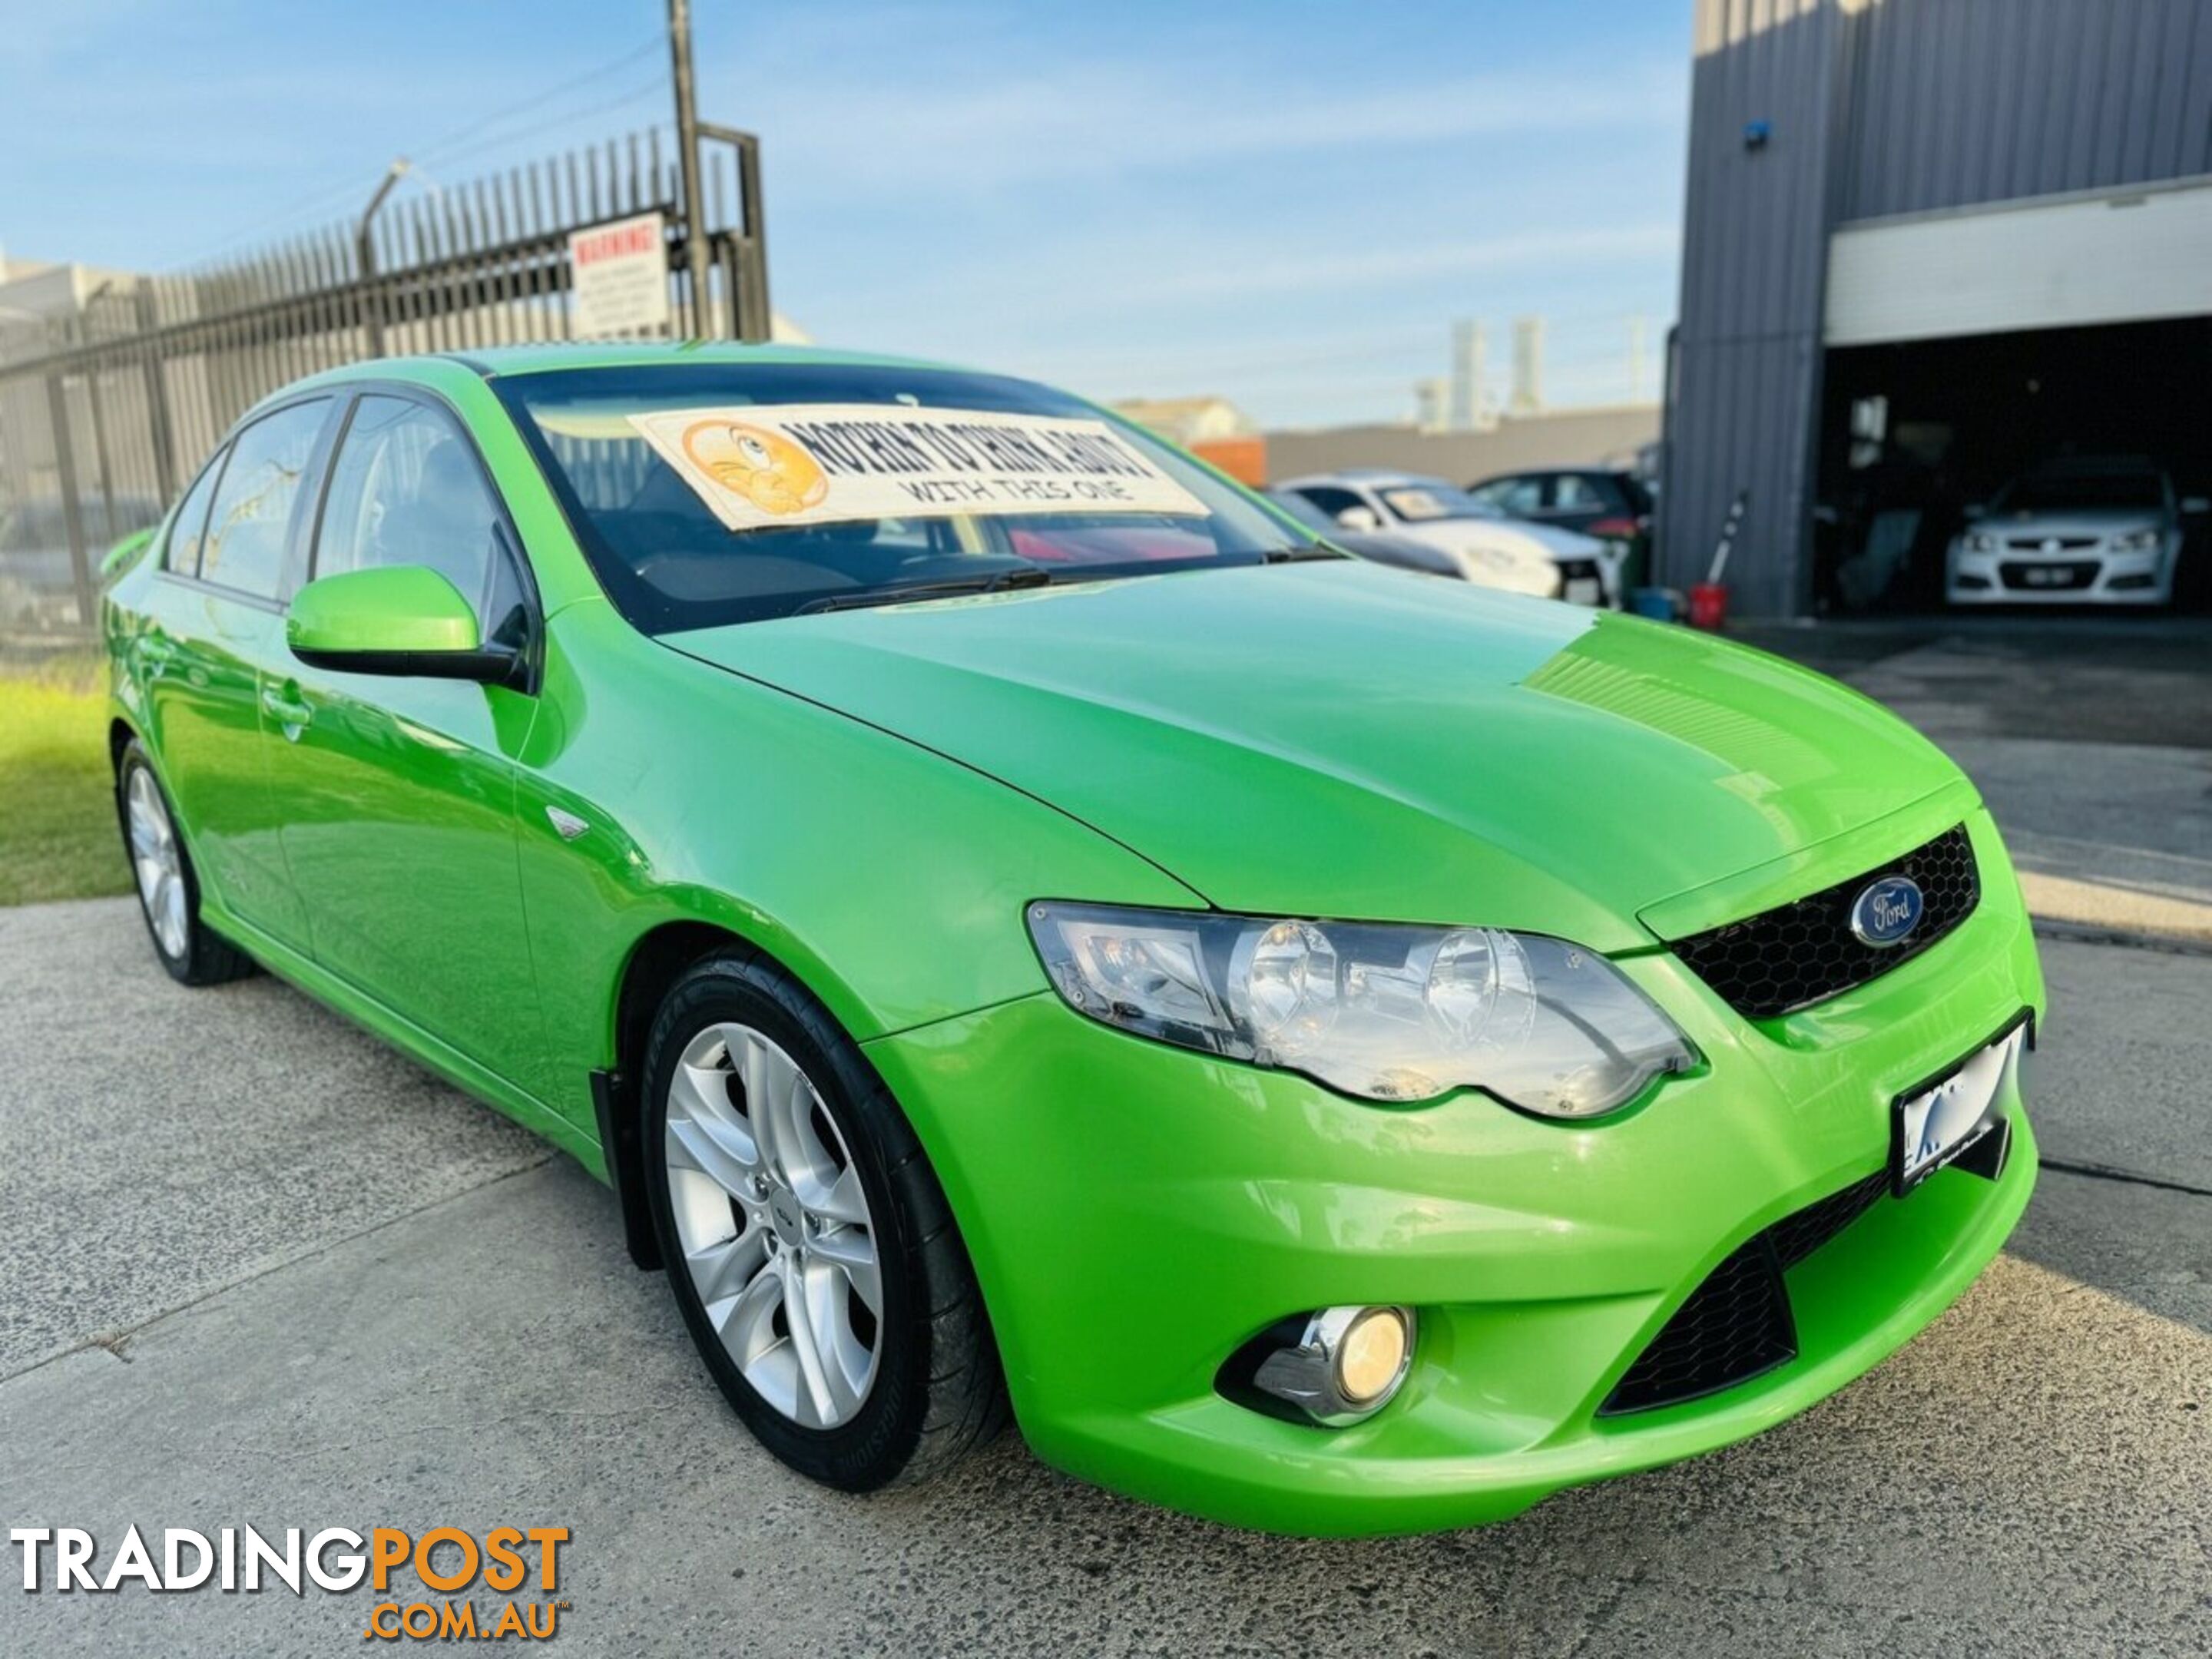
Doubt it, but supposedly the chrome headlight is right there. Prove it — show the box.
[1962,531,1999,554]
[2110,528,2161,553]
[1027,902,1698,1117]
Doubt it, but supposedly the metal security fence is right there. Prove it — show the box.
[0,124,767,641]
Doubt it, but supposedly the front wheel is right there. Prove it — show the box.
[642,949,1005,1491]
[117,740,255,986]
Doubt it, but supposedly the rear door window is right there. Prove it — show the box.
[162,450,227,577]
[197,399,333,599]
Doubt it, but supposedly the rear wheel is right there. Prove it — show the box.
[118,741,254,986]
[642,949,1005,1490]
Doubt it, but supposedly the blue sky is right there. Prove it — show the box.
[0,0,1691,428]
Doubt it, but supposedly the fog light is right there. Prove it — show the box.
[1336,1307,1409,1402]
[1250,1305,1414,1425]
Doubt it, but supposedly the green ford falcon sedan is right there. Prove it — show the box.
[101,344,2041,1536]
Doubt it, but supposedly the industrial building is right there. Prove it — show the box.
[1659,0,2212,614]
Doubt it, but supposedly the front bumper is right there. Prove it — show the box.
[1947,542,2171,604]
[866,810,2044,1535]
[1555,557,1611,608]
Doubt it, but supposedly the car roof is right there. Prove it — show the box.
[2026,454,2161,476]
[234,341,1020,430]
[449,340,969,379]
[1275,469,1449,489]
[295,341,978,388]
[1467,467,1614,485]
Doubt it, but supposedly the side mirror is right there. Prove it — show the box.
[287,565,516,684]
[1335,505,1381,533]
[2181,496,2210,515]
[1961,503,1986,521]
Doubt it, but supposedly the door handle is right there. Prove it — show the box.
[260,684,314,735]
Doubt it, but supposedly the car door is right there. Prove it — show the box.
[137,398,339,950]
[271,389,548,1081]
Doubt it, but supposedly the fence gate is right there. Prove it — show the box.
[0,124,768,642]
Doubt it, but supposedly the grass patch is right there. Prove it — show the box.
[0,664,127,906]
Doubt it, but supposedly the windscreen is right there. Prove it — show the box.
[494,363,1311,632]
[1998,472,2164,513]
[1379,482,1501,523]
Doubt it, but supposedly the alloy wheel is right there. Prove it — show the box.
[127,767,188,960]
[662,1022,882,1429]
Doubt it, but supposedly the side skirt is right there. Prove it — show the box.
[199,896,606,1176]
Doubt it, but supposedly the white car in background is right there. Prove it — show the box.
[1265,488,1464,580]
[1274,469,1619,605]
[1948,457,2204,607]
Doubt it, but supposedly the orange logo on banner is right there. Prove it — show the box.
[682,420,830,517]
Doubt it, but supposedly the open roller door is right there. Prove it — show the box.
[1812,183,2212,614]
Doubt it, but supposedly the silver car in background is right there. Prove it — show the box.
[1273,469,1618,605]
[1266,488,1463,581]
[1948,457,2203,607]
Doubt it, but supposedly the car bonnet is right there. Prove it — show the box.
[666,561,1967,951]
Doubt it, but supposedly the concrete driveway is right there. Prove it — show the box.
[4,621,2210,1657]
[5,914,2208,1657]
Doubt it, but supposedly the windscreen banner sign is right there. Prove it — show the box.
[628,404,1211,532]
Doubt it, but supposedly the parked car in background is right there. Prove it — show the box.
[1947,456,2203,607]
[1468,467,1651,589]
[1266,488,1462,582]
[1275,469,1614,605]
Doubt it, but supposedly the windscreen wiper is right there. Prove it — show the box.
[1261,541,1348,564]
[794,566,1055,615]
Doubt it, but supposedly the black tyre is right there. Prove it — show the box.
[116,740,255,987]
[642,947,1006,1490]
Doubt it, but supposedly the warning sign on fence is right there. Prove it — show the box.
[568,211,671,337]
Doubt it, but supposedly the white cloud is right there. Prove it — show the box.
[721,49,1684,197]
[1111,223,1681,306]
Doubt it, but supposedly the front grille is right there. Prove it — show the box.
[1600,1169,1889,1416]
[1667,825,1979,1020]
[1767,1170,1887,1267]
[2005,535,2095,551]
[1600,1236,1794,1414]
[1999,559,2099,590]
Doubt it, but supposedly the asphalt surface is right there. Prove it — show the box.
[3,622,2210,1656]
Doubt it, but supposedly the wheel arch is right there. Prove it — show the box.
[595,916,892,1273]
[108,716,159,849]
[594,920,750,1270]
[108,716,137,777]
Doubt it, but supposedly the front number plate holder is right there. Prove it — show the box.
[1889,1015,2029,1197]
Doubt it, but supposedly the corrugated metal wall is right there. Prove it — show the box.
[1661,0,2212,614]
[1660,0,1848,614]
[1839,0,2212,222]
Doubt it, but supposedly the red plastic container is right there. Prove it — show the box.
[1687,582,1730,631]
